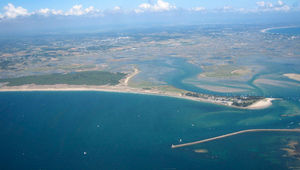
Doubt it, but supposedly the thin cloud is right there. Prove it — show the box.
[0,1,298,21]
[256,0,290,11]
[37,8,64,16]
[114,6,121,11]
[3,3,29,19]
[135,0,176,13]
[65,5,96,16]
[191,6,206,12]
[0,3,98,19]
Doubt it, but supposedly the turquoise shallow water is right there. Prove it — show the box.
[0,91,300,169]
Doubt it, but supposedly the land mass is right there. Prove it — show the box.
[0,71,126,86]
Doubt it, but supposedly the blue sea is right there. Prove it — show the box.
[1,91,300,169]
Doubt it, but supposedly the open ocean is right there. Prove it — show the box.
[1,91,300,169]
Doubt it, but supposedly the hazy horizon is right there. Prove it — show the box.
[1,0,300,35]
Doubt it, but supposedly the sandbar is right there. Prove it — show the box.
[254,78,299,87]
[194,149,208,153]
[245,98,275,109]
[122,68,140,86]
[284,73,300,82]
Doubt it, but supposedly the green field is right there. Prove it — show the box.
[0,71,127,86]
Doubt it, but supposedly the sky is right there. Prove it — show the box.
[0,0,299,18]
[0,0,299,11]
[0,0,300,34]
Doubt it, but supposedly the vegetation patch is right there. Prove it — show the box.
[0,71,127,86]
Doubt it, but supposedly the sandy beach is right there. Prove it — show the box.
[245,98,275,109]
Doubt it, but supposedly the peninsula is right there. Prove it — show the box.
[0,68,274,109]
